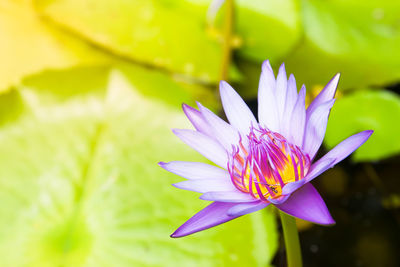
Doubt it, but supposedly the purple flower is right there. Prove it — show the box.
[159,60,373,238]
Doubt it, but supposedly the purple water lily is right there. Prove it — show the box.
[159,60,372,238]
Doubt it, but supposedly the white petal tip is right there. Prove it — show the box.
[172,182,190,190]
[262,60,273,72]
[199,194,211,201]
[196,101,206,110]
[219,81,232,95]
[328,73,341,91]
[219,80,229,87]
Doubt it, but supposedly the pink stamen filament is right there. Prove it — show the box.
[228,125,310,201]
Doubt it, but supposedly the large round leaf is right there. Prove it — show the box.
[325,90,400,161]
[235,0,301,64]
[286,0,400,89]
[34,0,227,83]
[0,0,108,91]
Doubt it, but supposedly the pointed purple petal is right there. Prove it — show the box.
[302,99,335,159]
[219,81,257,134]
[173,179,237,193]
[258,60,280,132]
[317,130,373,166]
[159,161,230,180]
[275,183,335,225]
[275,63,288,121]
[227,201,269,216]
[182,104,214,137]
[173,129,228,168]
[288,85,306,146]
[281,74,298,138]
[171,202,240,238]
[200,190,256,202]
[197,102,240,151]
[306,130,373,183]
[307,73,340,120]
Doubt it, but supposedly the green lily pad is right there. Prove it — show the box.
[235,0,301,65]
[325,90,400,162]
[0,0,109,91]
[285,0,400,90]
[34,0,228,83]
[0,64,278,266]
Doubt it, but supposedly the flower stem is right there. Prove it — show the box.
[279,211,303,267]
[219,0,234,81]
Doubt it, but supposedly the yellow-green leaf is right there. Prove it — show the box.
[325,90,400,161]
[0,0,109,91]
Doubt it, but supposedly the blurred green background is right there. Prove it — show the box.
[0,0,399,266]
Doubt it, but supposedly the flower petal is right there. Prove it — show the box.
[197,102,240,151]
[182,104,214,137]
[159,161,230,180]
[219,81,257,134]
[306,73,340,120]
[173,129,228,168]
[281,179,306,195]
[302,99,335,159]
[275,63,288,121]
[200,190,256,202]
[173,179,237,193]
[171,202,240,238]
[285,74,298,113]
[258,60,279,132]
[305,130,373,183]
[315,130,374,166]
[275,183,335,225]
[281,74,298,138]
[288,85,306,146]
[227,201,269,216]
[267,195,291,205]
